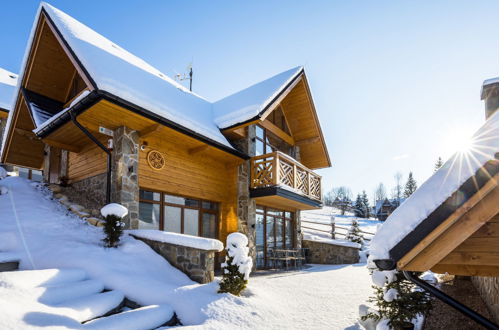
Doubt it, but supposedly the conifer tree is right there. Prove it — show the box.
[346,219,364,244]
[219,233,253,296]
[363,271,432,328]
[100,203,128,248]
[361,190,371,219]
[404,172,417,198]
[434,157,443,172]
[354,194,364,217]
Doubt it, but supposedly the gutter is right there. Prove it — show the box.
[403,271,499,330]
[35,90,249,160]
[69,111,111,204]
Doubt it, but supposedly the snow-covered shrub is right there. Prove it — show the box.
[100,203,128,248]
[218,232,253,296]
[362,267,432,329]
[346,219,364,245]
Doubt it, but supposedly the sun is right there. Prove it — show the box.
[441,125,476,156]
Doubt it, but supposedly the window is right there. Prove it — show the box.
[255,125,293,157]
[255,205,295,268]
[268,106,290,134]
[139,189,219,238]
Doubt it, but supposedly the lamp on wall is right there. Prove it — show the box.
[140,141,148,151]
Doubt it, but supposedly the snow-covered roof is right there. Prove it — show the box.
[22,3,308,154]
[213,66,303,128]
[370,109,499,261]
[0,68,18,112]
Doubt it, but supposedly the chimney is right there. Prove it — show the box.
[481,78,499,119]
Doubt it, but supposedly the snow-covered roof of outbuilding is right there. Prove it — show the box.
[370,110,499,262]
[213,66,304,128]
[0,68,18,112]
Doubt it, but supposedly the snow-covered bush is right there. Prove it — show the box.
[361,267,432,329]
[346,219,364,245]
[218,232,253,296]
[100,203,128,248]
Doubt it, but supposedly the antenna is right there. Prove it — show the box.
[174,62,193,92]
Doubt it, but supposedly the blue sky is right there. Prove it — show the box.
[0,1,495,200]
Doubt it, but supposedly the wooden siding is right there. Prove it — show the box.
[139,132,239,244]
[67,142,107,182]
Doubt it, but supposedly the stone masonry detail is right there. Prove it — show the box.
[111,126,140,229]
[302,239,359,264]
[131,235,217,284]
[472,276,499,323]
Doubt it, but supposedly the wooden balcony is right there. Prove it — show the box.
[250,151,322,209]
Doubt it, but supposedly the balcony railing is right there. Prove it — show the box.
[250,151,322,201]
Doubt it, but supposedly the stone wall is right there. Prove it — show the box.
[61,173,107,216]
[302,240,359,264]
[131,235,216,284]
[472,276,499,323]
[111,126,139,229]
[0,118,7,148]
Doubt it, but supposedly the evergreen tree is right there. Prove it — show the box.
[363,271,432,329]
[434,157,443,172]
[346,219,364,244]
[100,203,128,248]
[353,194,364,217]
[361,190,371,219]
[404,172,418,198]
[219,233,252,296]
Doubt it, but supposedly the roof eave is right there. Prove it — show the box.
[386,159,499,268]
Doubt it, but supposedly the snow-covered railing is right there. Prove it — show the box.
[250,151,322,201]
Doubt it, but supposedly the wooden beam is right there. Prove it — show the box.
[399,179,499,271]
[43,138,81,153]
[14,128,38,140]
[259,119,295,146]
[296,136,320,146]
[431,264,499,277]
[139,124,162,138]
[188,144,210,155]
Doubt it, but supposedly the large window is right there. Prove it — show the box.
[138,189,219,238]
[255,125,293,157]
[255,206,295,268]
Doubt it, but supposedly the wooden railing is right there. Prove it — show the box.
[250,151,322,201]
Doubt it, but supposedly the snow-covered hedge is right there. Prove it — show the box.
[129,230,224,252]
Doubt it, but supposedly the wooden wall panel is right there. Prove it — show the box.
[67,143,107,182]
[139,133,239,244]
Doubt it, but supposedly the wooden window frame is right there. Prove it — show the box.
[256,205,295,268]
[139,188,219,239]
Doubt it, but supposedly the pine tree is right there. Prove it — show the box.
[101,203,127,248]
[363,271,432,328]
[354,194,364,217]
[404,172,417,198]
[218,233,252,296]
[434,157,443,172]
[346,219,364,244]
[361,190,371,219]
[102,214,125,248]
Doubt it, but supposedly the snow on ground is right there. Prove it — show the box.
[0,177,375,329]
[301,206,381,245]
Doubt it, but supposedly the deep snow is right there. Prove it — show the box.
[0,177,375,329]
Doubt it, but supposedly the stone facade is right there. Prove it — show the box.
[0,118,7,148]
[302,239,359,264]
[61,173,107,216]
[472,276,499,323]
[111,126,139,229]
[131,235,216,284]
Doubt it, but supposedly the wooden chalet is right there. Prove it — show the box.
[0,3,331,269]
[371,81,499,325]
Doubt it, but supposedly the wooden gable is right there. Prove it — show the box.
[1,11,92,168]
[397,171,499,277]
[222,73,331,170]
